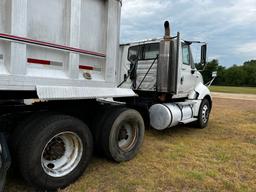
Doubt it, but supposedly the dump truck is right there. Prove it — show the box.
[0,0,212,191]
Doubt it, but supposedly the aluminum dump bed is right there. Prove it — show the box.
[0,0,135,99]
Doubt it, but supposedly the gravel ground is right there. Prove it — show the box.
[212,92,256,101]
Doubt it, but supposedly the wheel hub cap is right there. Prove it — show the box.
[202,105,209,123]
[117,122,137,152]
[41,132,83,177]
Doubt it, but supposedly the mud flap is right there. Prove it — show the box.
[0,133,11,192]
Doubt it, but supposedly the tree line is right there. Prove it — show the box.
[195,59,256,87]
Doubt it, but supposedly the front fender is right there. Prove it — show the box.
[194,82,212,100]
[188,82,212,117]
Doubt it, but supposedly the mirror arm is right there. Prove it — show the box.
[198,63,207,72]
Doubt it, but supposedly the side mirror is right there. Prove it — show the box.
[200,44,207,66]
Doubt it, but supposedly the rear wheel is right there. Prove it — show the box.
[17,114,93,190]
[99,108,145,162]
[41,131,83,178]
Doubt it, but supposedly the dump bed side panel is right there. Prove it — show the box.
[0,0,124,98]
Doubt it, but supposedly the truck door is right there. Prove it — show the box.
[179,43,197,95]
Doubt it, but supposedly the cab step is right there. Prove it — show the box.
[180,118,197,124]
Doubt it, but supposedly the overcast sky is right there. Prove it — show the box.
[120,0,256,67]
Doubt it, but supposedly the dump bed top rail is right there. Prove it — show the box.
[0,33,106,58]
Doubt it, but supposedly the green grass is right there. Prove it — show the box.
[5,98,256,192]
[210,86,256,94]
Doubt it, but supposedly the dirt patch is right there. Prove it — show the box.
[212,92,256,101]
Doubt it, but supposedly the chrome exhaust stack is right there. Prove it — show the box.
[164,21,171,39]
[157,21,178,94]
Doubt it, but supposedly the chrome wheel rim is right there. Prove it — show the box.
[41,132,83,177]
[118,122,137,152]
[202,105,209,123]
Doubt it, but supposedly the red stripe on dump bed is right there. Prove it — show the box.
[79,65,94,70]
[0,33,106,58]
[27,58,50,65]
[28,57,94,70]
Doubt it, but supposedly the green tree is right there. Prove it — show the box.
[243,60,256,86]
[215,65,226,85]
[196,59,256,86]
[224,65,246,86]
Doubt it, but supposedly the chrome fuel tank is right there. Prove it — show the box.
[149,103,193,130]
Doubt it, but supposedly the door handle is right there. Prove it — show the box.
[181,77,184,85]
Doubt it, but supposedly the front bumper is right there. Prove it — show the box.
[0,133,11,192]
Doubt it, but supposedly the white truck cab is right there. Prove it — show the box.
[119,38,205,98]
[117,22,211,131]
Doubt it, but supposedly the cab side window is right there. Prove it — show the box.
[182,44,190,65]
[144,43,159,60]
[128,45,143,60]
[128,43,160,61]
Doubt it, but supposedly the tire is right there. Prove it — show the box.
[92,106,123,155]
[17,114,93,190]
[10,112,52,170]
[195,99,211,128]
[11,112,52,156]
[99,108,145,162]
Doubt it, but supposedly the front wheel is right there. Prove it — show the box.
[195,99,211,128]
[17,114,93,190]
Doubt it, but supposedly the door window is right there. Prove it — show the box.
[182,44,190,65]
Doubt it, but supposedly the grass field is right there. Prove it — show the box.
[5,98,256,192]
[210,86,256,94]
